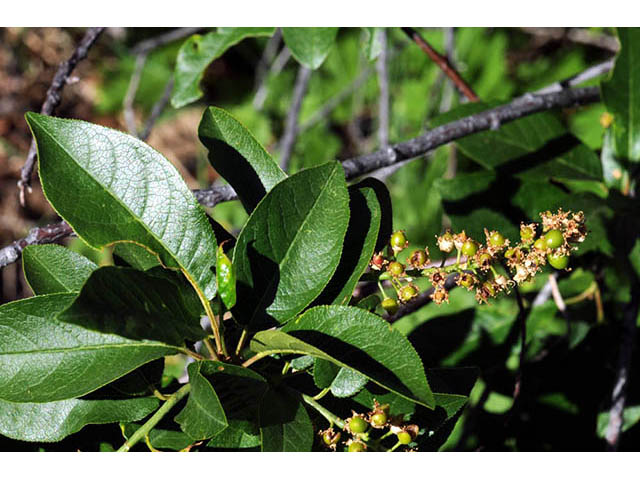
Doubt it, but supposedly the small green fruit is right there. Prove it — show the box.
[489,232,505,247]
[397,431,412,445]
[534,238,546,250]
[398,284,418,302]
[348,441,366,452]
[390,231,407,251]
[544,229,564,249]
[349,416,368,434]
[370,412,388,428]
[388,261,405,276]
[547,252,569,270]
[461,240,478,257]
[381,297,399,315]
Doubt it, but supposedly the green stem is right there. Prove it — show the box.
[388,441,402,452]
[202,337,219,361]
[377,282,389,299]
[301,393,345,429]
[313,387,331,400]
[235,328,249,357]
[241,351,271,368]
[117,383,191,452]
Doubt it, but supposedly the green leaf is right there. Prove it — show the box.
[175,362,228,440]
[313,358,340,389]
[601,28,640,162]
[0,396,159,442]
[282,28,339,70]
[251,305,434,408]
[0,294,178,403]
[59,266,205,345]
[22,244,97,295]
[312,180,382,306]
[232,162,350,328]
[198,106,287,213]
[25,113,218,301]
[259,387,313,451]
[192,361,267,449]
[329,367,368,398]
[363,27,384,61]
[123,423,195,451]
[597,405,640,438]
[172,28,276,108]
[113,243,161,271]
[216,244,236,309]
[432,104,602,180]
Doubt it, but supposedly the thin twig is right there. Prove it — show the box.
[253,45,291,110]
[0,86,601,269]
[520,27,619,53]
[18,27,105,205]
[0,222,74,268]
[140,76,174,141]
[131,27,205,55]
[253,29,282,105]
[279,65,311,171]
[401,27,479,102]
[123,53,148,136]
[534,59,614,95]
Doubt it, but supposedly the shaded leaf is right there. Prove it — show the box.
[199,106,287,213]
[22,244,97,295]
[282,28,338,69]
[233,162,350,328]
[259,387,313,451]
[601,28,640,162]
[0,294,178,403]
[113,243,160,271]
[26,113,217,300]
[175,362,228,440]
[172,28,276,108]
[0,396,159,442]
[251,305,434,408]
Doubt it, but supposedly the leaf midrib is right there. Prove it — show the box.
[1,342,175,356]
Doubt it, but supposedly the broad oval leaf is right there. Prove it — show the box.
[199,106,287,213]
[26,113,218,300]
[172,28,276,108]
[232,161,350,328]
[601,28,640,162]
[22,244,97,294]
[0,294,178,403]
[250,305,434,408]
[0,396,159,442]
[216,244,236,310]
[282,28,338,70]
[175,362,228,440]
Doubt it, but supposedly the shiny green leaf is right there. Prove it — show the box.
[0,396,159,442]
[26,113,217,300]
[233,162,350,328]
[22,244,97,295]
[0,294,178,403]
[216,244,236,309]
[251,305,434,408]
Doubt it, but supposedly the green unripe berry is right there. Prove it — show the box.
[322,431,340,446]
[461,240,478,257]
[478,253,492,265]
[388,261,405,276]
[483,281,496,296]
[390,231,407,251]
[348,441,366,452]
[397,431,412,445]
[409,249,428,267]
[548,252,569,270]
[381,297,399,315]
[398,284,418,303]
[544,229,564,249]
[534,238,546,251]
[370,412,388,428]
[489,231,505,247]
[349,416,368,434]
[504,248,516,259]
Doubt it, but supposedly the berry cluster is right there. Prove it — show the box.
[370,209,587,312]
[318,400,419,452]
